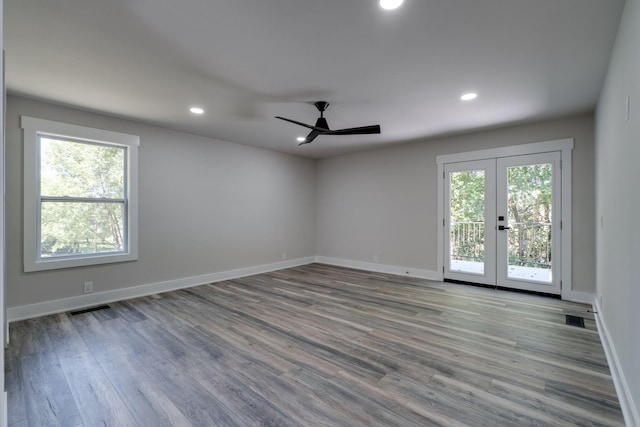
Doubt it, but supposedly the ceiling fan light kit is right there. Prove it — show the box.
[276,101,381,146]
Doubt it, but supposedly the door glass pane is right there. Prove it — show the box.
[450,170,485,275]
[506,163,552,283]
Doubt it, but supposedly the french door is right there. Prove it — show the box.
[444,152,562,294]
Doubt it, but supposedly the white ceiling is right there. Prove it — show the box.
[5,0,625,158]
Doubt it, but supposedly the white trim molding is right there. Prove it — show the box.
[593,298,640,427]
[436,138,574,165]
[7,257,315,322]
[21,116,140,272]
[315,256,442,281]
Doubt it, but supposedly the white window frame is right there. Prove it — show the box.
[22,116,139,272]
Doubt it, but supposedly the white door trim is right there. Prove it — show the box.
[436,138,574,299]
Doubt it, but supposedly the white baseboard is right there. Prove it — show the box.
[561,289,594,304]
[315,256,442,281]
[7,257,316,322]
[315,257,597,304]
[593,298,640,427]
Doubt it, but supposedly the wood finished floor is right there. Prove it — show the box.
[6,264,624,426]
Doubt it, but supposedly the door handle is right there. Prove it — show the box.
[498,225,511,230]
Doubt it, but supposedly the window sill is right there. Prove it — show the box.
[24,252,138,272]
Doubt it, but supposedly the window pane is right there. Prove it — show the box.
[40,202,125,257]
[40,136,125,198]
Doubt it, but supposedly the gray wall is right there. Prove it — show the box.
[316,113,596,294]
[6,95,316,307]
[7,96,598,309]
[596,0,640,419]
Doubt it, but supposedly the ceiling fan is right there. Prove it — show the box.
[276,101,381,146]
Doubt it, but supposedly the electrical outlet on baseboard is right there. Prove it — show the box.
[84,281,94,294]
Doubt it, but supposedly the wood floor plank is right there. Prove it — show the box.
[96,354,196,427]
[489,378,623,427]
[220,359,358,427]
[5,348,27,427]
[20,351,83,426]
[186,361,297,427]
[140,357,242,427]
[57,351,138,426]
[5,263,625,426]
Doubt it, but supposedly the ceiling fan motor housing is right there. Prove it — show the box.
[315,117,330,130]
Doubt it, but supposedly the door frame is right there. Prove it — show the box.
[436,138,573,299]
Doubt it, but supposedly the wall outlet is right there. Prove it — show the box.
[83,281,94,294]
[625,96,630,122]
[373,254,379,263]
[282,252,287,260]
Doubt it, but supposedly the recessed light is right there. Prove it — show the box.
[380,0,404,10]
[296,137,307,142]
[461,93,478,101]
[190,107,204,114]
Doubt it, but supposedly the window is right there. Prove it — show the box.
[22,116,139,272]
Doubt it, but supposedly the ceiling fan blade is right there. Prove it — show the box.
[325,125,381,135]
[275,116,324,131]
[298,130,320,146]
[276,103,380,146]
